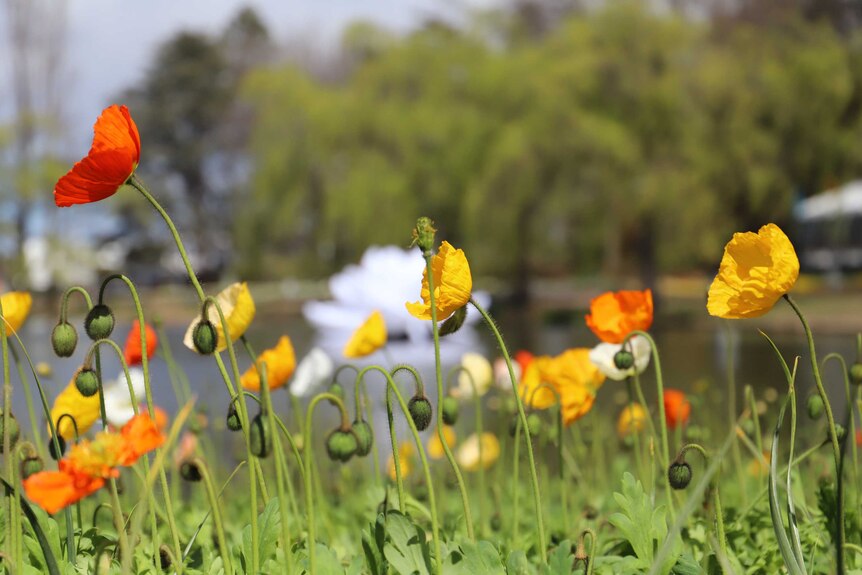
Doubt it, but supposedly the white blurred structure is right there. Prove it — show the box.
[795,182,862,272]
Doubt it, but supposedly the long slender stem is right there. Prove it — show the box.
[783,294,844,571]
[196,459,233,575]
[470,298,546,561]
[9,344,41,451]
[447,366,487,537]
[677,443,726,556]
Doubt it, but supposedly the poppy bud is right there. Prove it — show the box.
[179,459,202,482]
[192,320,217,355]
[807,394,824,420]
[20,455,43,480]
[526,413,542,436]
[850,363,862,386]
[0,412,20,453]
[226,402,242,432]
[159,545,172,570]
[439,306,467,336]
[48,435,66,460]
[84,304,115,340]
[249,413,272,458]
[490,513,502,532]
[51,322,78,358]
[75,368,100,397]
[668,461,692,490]
[352,420,373,457]
[613,349,635,371]
[328,383,344,404]
[835,424,847,443]
[326,429,358,462]
[441,396,459,426]
[408,396,433,431]
[413,217,437,253]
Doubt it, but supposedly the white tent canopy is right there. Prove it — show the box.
[795,181,862,221]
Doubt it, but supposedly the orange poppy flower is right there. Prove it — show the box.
[54,105,140,207]
[663,389,691,429]
[119,412,166,464]
[123,320,158,367]
[22,465,106,514]
[241,336,297,391]
[514,350,534,375]
[585,289,653,344]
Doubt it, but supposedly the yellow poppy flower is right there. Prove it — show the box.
[616,403,648,439]
[50,378,103,440]
[707,224,799,319]
[456,432,500,472]
[183,282,256,353]
[343,311,387,358]
[427,426,456,459]
[387,441,415,481]
[406,241,472,321]
[518,356,557,409]
[550,349,604,426]
[241,336,296,391]
[0,291,32,334]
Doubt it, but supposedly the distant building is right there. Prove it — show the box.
[794,182,862,272]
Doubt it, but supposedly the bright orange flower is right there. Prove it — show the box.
[123,320,157,367]
[241,336,297,391]
[663,389,691,429]
[514,350,534,375]
[54,105,141,207]
[22,466,105,514]
[585,289,653,344]
[119,412,166,464]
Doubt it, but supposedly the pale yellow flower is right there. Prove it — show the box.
[707,224,799,319]
[0,292,32,334]
[456,432,500,472]
[616,403,648,439]
[452,353,492,398]
[427,426,456,459]
[387,441,415,481]
[406,241,472,321]
[343,311,387,358]
[183,282,256,353]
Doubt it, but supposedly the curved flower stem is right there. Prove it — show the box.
[9,343,41,450]
[577,528,597,575]
[352,369,382,485]
[0,295,18,567]
[676,443,726,556]
[389,365,432,509]
[625,330,674,519]
[626,377,648,483]
[470,298,546,560]
[446,365,487,536]
[744,386,764,454]
[194,458,233,575]
[418,248,475,541]
[783,294,844,571]
[358,365,443,575]
[511,418,521,549]
[526,382,567,533]
[303,392,352,574]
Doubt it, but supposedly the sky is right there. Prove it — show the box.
[1,0,488,150]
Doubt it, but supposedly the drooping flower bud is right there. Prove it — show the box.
[328,383,345,404]
[179,459,203,482]
[74,368,100,397]
[441,396,459,426]
[0,411,20,453]
[48,435,66,460]
[413,217,437,252]
[807,394,824,420]
[526,413,542,436]
[850,363,862,386]
[20,455,43,480]
[490,514,502,532]
[326,428,359,462]
[226,402,242,432]
[249,413,272,458]
[51,322,78,357]
[439,306,467,336]
[408,396,433,431]
[84,304,115,340]
[192,320,217,355]
[835,424,847,443]
[352,420,373,457]
[159,545,172,570]
[668,461,692,490]
[613,349,635,371]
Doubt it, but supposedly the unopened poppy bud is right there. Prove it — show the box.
[613,349,635,370]
[668,461,692,490]
[807,394,824,420]
[0,412,20,453]
[179,459,202,482]
[159,545,172,570]
[75,368,100,397]
[20,455,43,480]
[850,363,862,386]
[51,322,78,357]
[408,396,433,431]
[526,413,542,436]
[328,383,345,404]
[226,403,242,432]
[48,435,66,460]
[490,513,502,532]
[352,420,373,457]
[84,304,115,340]
[439,306,467,336]
[413,217,437,253]
[192,320,217,355]
[574,541,589,566]
[249,413,272,458]
[835,424,847,443]
[441,396,459,426]
[326,429,358,462]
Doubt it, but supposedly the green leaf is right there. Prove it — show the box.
[541,541,573,575]
[444,541,505,574]
[383,511,432,575]
[505,550,535,575]
[241,497,282,570]
[362,514,387,575]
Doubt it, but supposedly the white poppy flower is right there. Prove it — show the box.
[102,367,146,428]
[493,357,522,390]
[589,335,652,381]
[290,347,334,398]
[452,352,493,398]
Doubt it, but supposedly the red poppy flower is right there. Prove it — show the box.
[663,389,691,429]
[54,105,140,207]
[123,320,157,366]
